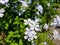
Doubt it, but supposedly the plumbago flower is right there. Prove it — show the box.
[36,11,40,15]
[43,23,49,30]
[24,18,41,31]
[31,41,36,45]
[18,0,32,16]
[24,19,31,25]
[0,0,9,5]
[29,20,42,31]
[53,30,60,40]
[53,30,58,39]
[47,3,50,7]
[18,0,32,5]
[36,4,43,14]
[0,8,5,17]
[50,15,60,27]
[42,42,47,45]
[20,1,28,7]
[24,28,37,41]
[18,0,32,9]
[24,18,42,41]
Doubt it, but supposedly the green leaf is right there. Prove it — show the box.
[19,39,23,45]
[9,31,14,35]
[13,35,21,38]
[10,42,18,45]
[5,35,13,43]
[13,21,19,24]
[41,17,46,24]
[4,23,9,30]
[9,19,12,24]
[19,18,23,20]
[6,31,14,41]
[15,16,19,21]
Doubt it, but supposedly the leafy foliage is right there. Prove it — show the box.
[0,0,60,45]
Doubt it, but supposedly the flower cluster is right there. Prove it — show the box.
[50,15,60,28]
[18,0,31,6]
[24,18,41,31]
[53,30,60,40]
[0,8,5,17]
[50,15,60,40]
[36,4,43,14]
[0,0,9,5]
[0,0,9,18]
[24,18,41,41]
[24,28,37,41]
[18,0,32,16]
